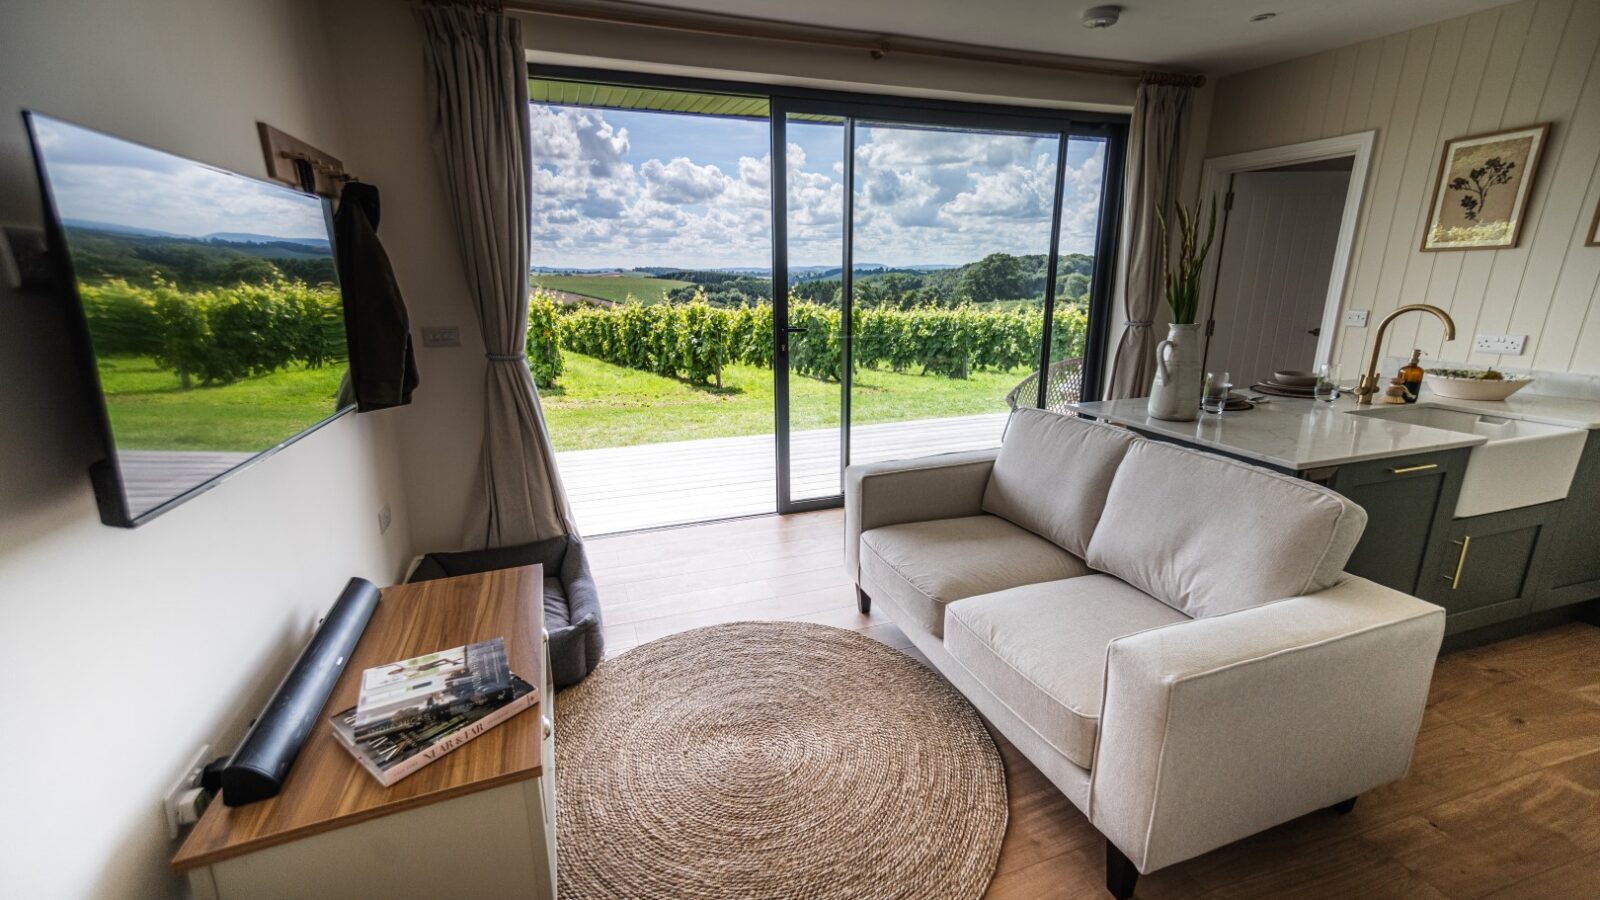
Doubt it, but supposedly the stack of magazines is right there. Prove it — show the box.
[329,637,537,786]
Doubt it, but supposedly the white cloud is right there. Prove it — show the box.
[527,107,1108,269]
[641,157,728,204]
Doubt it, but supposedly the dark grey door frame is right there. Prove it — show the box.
[526,64,1129,517]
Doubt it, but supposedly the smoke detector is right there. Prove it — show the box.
[1082,5,1122,29]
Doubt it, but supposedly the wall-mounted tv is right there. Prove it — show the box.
[24,113,352,527]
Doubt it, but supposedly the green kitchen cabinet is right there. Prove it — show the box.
[1429,502,1561,634]
[1323,448,1468,597]
[1538,431,1600,608]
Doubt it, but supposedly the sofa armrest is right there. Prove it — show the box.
[843,449,998,581]
[1088,576,1444,873]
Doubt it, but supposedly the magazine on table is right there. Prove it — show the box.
[331,673,538,787]
[353,637,516,740]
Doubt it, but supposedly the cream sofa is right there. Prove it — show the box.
[844,409,1444,898]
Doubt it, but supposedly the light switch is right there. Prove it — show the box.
[1344,309,1369,328]
[421,326,461,348]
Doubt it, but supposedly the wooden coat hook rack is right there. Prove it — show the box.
[257,122,353,200]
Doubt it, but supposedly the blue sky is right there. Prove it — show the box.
[30,115,330,242]
[528,104,1107,270]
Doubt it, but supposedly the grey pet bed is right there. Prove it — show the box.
[408,534,603,688]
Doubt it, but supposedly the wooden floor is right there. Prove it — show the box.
[587,508,1600,899]
[557,412,1008,535]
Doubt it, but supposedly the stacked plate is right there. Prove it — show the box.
[1251,370,1318,398]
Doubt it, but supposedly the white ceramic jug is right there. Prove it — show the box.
[1147,323,1202,421]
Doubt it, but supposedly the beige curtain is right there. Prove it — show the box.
[1106,81,1192,400]
[416,3,576,546]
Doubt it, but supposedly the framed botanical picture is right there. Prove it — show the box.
[1422,123,1550,251]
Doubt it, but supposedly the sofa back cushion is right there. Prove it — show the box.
[1084,440,1368,617]
[982,409,1138,557]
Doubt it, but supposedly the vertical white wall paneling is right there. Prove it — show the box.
[1502,0,1600,368]
[1206,171,1353,383]
[1464,0,1575,368]
[1386,18,1466,357]
[1205,0,1600,376]
[1416,9,1506,355]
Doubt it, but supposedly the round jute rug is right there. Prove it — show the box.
[555,621,1008,900]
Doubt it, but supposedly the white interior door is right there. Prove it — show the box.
[1205,170,1350,385]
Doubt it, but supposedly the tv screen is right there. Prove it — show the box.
[24,113,352,527]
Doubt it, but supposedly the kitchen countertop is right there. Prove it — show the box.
[1066,387,1600,472]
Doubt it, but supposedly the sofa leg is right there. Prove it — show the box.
[1329,796,1358,815]
[855,586,871,614]
[1105,839,1138,899]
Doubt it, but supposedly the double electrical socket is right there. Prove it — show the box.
[162,744,211,839]
[1474,333,1526,355]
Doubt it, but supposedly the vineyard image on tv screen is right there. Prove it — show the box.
[25,113,351,526]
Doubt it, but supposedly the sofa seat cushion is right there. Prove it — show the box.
[859,515,1093,638]
[983,409,1138,557]
[944,575,1189,769]
[1086,440,1368,618]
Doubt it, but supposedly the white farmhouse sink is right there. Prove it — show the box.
[1347,404,1586,517]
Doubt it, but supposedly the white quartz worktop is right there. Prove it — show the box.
[1404,387,1600,430]
[1067,388,1600,471]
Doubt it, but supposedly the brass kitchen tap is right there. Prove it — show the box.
[1354,304,1457,405]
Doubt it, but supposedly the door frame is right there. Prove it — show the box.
[526,64,1128,515]
[1196,131,1376,371]
[771,101,1127,512]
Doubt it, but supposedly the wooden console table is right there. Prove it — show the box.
[173,566,557,900]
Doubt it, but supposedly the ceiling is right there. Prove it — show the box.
[593,0,1511,74]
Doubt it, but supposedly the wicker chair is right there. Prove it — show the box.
[1004,356,1085,414]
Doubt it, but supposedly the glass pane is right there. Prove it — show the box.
[847,122,1062,464]
[785,114,847,502]
[525,101,777,533]
[1041,136,1109,411]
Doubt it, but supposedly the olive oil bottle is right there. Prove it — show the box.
[1398,349,1425,403]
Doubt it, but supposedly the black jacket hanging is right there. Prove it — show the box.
[334,181,419,411]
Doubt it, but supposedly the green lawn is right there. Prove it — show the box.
[97,356,347,451]
[92,351,1023,455]
[530,274,691,305]
[542,352,1023,451]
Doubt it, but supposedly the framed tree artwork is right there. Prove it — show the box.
[1422,123,1550,251]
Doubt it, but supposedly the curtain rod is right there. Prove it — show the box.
[505,0,1206,88]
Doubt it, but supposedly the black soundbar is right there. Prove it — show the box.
[221,577,380,806]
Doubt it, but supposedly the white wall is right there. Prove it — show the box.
[1203,0,1600,376]
[519,10,1136,112]
[0,1,414,897]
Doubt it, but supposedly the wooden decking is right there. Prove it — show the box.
[585,509,1600,899]
[119,449,252,517]
[556,412,1008,535]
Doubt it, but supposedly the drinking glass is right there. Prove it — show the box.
[1315,363,1341,402]
[1201,371,1232,414]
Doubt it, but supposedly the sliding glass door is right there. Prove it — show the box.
[773,96,1123,512]
[522,65,1123,527]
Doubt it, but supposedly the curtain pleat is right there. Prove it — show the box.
[1106,82,1191,400]
[416,4,576,547]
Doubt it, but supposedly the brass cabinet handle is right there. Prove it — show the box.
[1443,536,1472,590]
[1390,463,1439,475]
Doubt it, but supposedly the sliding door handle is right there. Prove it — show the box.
[783,326,807,334]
